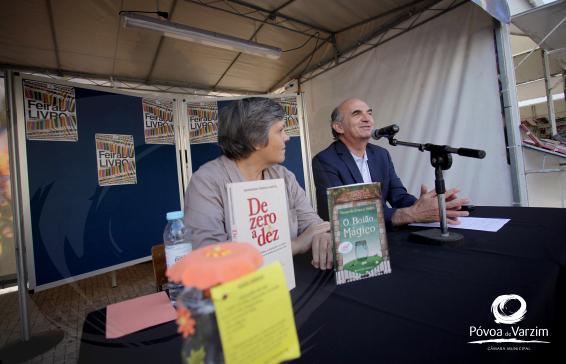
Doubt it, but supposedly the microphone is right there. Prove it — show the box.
[456,147,486,159]
[372,124,399,140]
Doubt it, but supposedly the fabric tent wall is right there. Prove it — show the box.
[303,3,513,206]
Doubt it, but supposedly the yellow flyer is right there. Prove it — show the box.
[210,262,300,364]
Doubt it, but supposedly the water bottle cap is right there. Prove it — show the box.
[166,211,184,220]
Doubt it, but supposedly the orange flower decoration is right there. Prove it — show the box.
[176,306,196,338]
[167,242,263,290]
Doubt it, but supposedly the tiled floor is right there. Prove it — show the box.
[0,262,155,364]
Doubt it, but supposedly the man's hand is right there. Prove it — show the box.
[392,184,469,226]
[291,222,333,271]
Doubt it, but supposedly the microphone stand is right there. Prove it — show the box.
[386,136,486,245]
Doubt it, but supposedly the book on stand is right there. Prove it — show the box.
[227,178,295,290]
[327,182,391,285]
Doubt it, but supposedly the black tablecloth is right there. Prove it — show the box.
[79,207,565,363]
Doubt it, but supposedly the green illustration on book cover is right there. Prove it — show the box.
[338,204,382,274]
[328,182,391,285]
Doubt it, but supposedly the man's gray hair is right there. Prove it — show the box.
[218,97,284,160]
[330,105,344,139]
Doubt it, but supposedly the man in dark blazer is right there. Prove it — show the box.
[312,98,468,228]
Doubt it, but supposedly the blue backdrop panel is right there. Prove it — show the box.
[190,98,305,188]
[25,85,180,287]
[282,137,305,188]
[189,143,221,174]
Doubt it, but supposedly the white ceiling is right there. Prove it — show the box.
[511,0,566,80]
[0,0,442,93]
[511,0,565,105]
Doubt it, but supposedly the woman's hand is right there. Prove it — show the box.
[311,231,333,270]
[291,222,334,271]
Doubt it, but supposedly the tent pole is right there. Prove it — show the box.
[0,71,65,363]
[5,70,31,341]
[494,21,528,206]
[541,50,558,137]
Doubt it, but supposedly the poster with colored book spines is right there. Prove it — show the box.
[142,98,175,145]
[95,134,137,186]
[23,79,78,141]
[274,97,300,137]
[187,101,219,144]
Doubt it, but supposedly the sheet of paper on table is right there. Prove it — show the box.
[409,217,510,232]
[106,291,177,339]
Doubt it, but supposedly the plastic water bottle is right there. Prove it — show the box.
[164,211,192,306]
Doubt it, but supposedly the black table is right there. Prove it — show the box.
[79,207,565,363]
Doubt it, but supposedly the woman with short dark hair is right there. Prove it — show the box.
[184,97,333,270]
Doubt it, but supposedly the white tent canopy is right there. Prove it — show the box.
[512,0,566,70]
[0,0,444,94]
